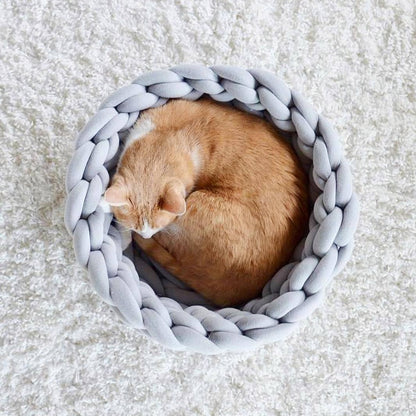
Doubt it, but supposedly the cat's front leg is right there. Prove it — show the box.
[132,232,182,275]
[132,232,157,252]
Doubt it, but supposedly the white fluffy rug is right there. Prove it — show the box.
[1,1,415,415]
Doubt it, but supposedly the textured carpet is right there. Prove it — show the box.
[1,1,415,415]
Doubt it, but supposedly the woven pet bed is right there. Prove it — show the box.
[64,64,359,354]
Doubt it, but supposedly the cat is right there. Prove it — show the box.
[104,98,309,307]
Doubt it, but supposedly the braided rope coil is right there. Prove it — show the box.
[64,64,359,354]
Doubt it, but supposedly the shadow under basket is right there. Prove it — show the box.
[64,64,359,354]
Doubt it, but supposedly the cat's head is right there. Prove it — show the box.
[104,173,186,238]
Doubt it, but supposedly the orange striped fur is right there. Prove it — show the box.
[105,99,309,307]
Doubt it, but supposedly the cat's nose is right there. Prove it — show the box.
[137,219,159,238]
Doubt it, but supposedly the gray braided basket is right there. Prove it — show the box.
[64,64,359,354]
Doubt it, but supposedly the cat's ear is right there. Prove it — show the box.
[161,180,186,216]
[104,182,129,207]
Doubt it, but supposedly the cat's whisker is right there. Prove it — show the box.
[112,220,134,232]
[111,218,126,226]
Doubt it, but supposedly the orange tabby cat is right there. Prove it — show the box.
[104,98,309,307]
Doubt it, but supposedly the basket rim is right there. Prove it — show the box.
[64,64,359,354]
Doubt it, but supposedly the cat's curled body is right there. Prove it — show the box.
[104,98,309,307]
